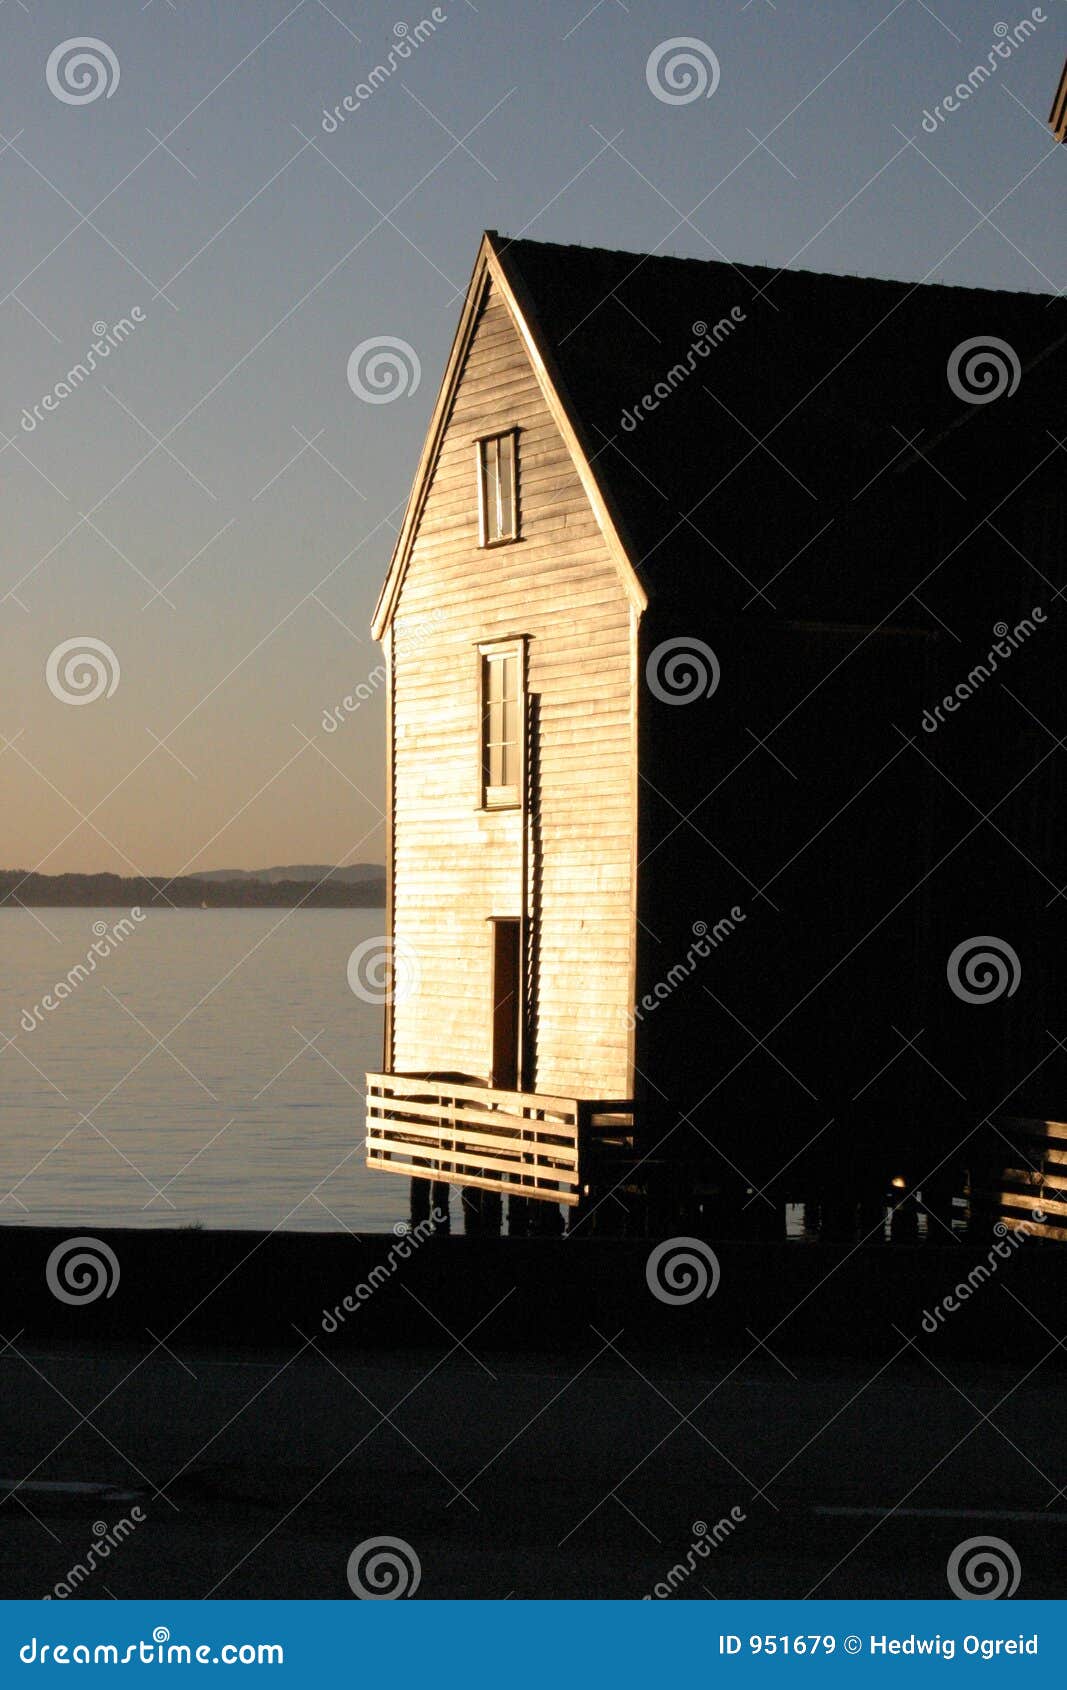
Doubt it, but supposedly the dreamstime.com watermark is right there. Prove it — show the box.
[643,1511,746,1597]
[920,611,1045,732]
[321,11,447,131]
[18,911,145,1033]
[321,1210,446,1331]
[920,1214,1046,1334]
[322,663,386,730]
[322,608,445,731]
[624,913,745,1030]
[919,10,1047,133]
[20,312,146,432]
[43,1510,146,1600]
[619,311,746,432]
[19,1630,283,1666]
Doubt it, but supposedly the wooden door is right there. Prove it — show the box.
[491,919,521,1091]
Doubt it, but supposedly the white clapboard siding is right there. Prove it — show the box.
[389,278,635,1097]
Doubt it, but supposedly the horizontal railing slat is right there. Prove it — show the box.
[367,1121,579,1162]
[367,1100,578,1136]
[366,1115,579,1156]
[368,1142,578,1182]
[366,1072,581,1116]
[367,1156,579,1205]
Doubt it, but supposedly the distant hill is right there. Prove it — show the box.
[197,864,385,885]
[0,868,386,909]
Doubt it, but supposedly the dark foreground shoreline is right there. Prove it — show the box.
[1,1228,1064,1598]
[4,1226,1063,1364]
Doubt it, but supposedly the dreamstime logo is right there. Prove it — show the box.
[322,666,386,730]
[646,638,720,705]
[19,909,146,1034]
[322,1210,446,1332]
[44,1510,146,1600]
[643,1511,746,1598]
[947,1535,1021,1599]
[946,937,1020,1005]
[919,10,1047,133]
[19,1630,283,1666]
[624,912,746,1031]
[347,336,421,404]
[45,637,120,705]
[347,936,421,1005]
[921,610,1045,733]
[346,1536,421,1599]
[45,1237,120,1306]
[947,336,1021,405]
[322,608,445,732]
[646,37,720,105]
[46,38,120,105]
[20,311,146,433]
[646,1237,720,1305]
[619,312,746,432]
[920,1214,1045,1334]
[321,10,448,132]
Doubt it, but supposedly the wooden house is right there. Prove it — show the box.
[366,232,1065,1239]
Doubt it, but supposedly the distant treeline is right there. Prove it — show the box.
[0,871,386,909]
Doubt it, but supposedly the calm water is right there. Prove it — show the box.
[0,907,425,1232]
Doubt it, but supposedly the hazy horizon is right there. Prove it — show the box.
[3,0,1064,875]
[1,858,386,877]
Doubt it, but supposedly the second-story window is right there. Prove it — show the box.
[480,642,522,809]
[477,430,518,545]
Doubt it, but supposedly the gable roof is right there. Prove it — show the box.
[376,232,1065,635]
[371,232,646,639]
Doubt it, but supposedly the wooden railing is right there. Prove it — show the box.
[365,1073,633,1206]
[975,1118,1067,1242]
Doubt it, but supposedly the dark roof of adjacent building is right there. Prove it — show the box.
[492,235,1065,626]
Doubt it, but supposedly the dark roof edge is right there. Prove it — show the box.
[490,231,1063,310]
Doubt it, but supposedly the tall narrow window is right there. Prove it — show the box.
[477,431,518,545]
[480,642,522,809]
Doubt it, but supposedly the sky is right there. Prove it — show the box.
[1,0,1064,876]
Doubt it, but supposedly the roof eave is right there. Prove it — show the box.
[371,232,497,640]
[1051,55,1067,140]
